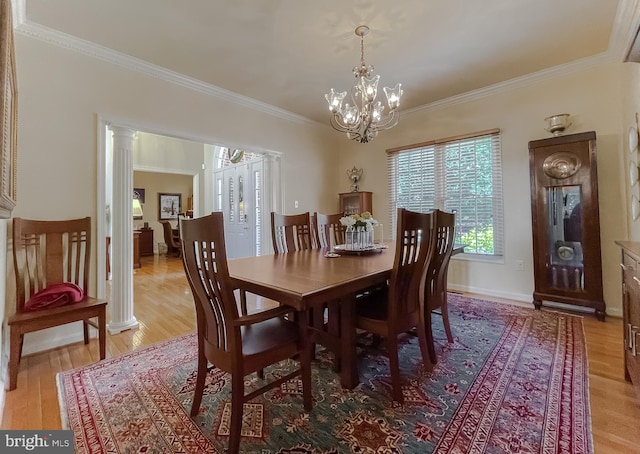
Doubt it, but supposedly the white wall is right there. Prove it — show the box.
[336,59,628,316]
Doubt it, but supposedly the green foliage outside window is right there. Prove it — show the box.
[458,224,494,254]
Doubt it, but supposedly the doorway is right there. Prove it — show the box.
[97,117,283,333]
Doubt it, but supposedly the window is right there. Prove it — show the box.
[387,129,504,256]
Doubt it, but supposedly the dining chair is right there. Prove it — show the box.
[314,212,346,249]
[271,212,314,253]
[311,211,348,370]
[424,209,456,363]
[355,208,437,403]
[309,212,319,249]
[161,220,181,257]
[180,212,312,453]
[7,217,107,391]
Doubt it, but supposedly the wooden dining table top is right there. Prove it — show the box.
[227,246,395,311]
[228,242,464,389]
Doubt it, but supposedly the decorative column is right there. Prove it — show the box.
[262,153,280,254]
[107,125,139,334]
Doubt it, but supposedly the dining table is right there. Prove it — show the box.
[228,245,394,389]
[227,243,466,390]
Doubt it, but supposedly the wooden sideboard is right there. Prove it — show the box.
[615,240,640,399]
[137,228,154,256]
[133,231,141,269]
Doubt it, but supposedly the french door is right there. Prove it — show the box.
[214,160,263,259]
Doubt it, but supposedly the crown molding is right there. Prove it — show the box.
[610,0,640,61]
[403,52,618,115]
[14,18,318,127]
[12,0,631,124]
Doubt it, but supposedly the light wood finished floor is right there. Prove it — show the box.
[2,254,640,453]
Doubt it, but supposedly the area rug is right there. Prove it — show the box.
[57,294,593,453]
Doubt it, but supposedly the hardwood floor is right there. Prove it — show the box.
[2,254,639,453]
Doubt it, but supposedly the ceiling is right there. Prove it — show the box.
[16,1,630,125]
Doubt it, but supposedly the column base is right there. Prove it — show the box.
[107,317,139,334]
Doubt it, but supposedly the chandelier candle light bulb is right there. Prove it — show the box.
[325,25,403,143]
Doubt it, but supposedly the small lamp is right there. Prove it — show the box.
[133,199,143,220]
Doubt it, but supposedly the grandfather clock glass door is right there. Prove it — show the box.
[528,131,606,320]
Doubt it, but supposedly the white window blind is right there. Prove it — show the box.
[387,129,504,256]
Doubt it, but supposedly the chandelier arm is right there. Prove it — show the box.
[329,114,366,142]
[329,114,352,133]
[370,111,400,131]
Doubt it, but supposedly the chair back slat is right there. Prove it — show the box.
[271,212,314,253]
[315,212,346,248]
[426,209,456,308]
[388,208,436,322]
[180,212,239,357]
[13,217,91,312]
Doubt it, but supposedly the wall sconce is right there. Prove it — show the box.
[133,199,143,219]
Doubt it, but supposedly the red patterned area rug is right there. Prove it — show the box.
[57,294,593,453]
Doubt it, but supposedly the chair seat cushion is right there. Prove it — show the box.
[241,317,299,356]
[23,283,85,312]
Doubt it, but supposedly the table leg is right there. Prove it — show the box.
[339,294,359,389]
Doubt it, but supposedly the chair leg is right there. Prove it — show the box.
[99,310,107,360]
[190,352,208,417]
[83,320,90,344]
[8,327,22,391]
[415,319,434,372]
[425,309,438,365]
[327,301,341,372]
[387,336,403,404]
[228,372,245,454]
[441,296,454,343]
[299,312,313,411]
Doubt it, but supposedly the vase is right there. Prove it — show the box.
[346,226,374,250]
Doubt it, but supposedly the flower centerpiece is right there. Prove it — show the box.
[340,211,378,249]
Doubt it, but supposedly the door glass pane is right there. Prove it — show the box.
[546,185,583,290]
[238,175,245,222]
[228,177,235,222]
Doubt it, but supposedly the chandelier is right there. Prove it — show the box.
[325,25,403,143]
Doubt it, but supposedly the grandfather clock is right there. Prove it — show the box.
[528,131,606,320]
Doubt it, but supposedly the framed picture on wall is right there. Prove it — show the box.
[158,193,181,220]
[0,0,17,218]
[133,187,145,203]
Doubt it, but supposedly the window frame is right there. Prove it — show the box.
[386,128,504,258]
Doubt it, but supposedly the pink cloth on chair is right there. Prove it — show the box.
[23,283,85,312]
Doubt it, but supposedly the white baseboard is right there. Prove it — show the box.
[21,324,98,357]
[448,284,622,318]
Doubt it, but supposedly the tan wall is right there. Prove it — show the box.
[1,34,341,378]
[336,59,627,316]
[133,171,193,253]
